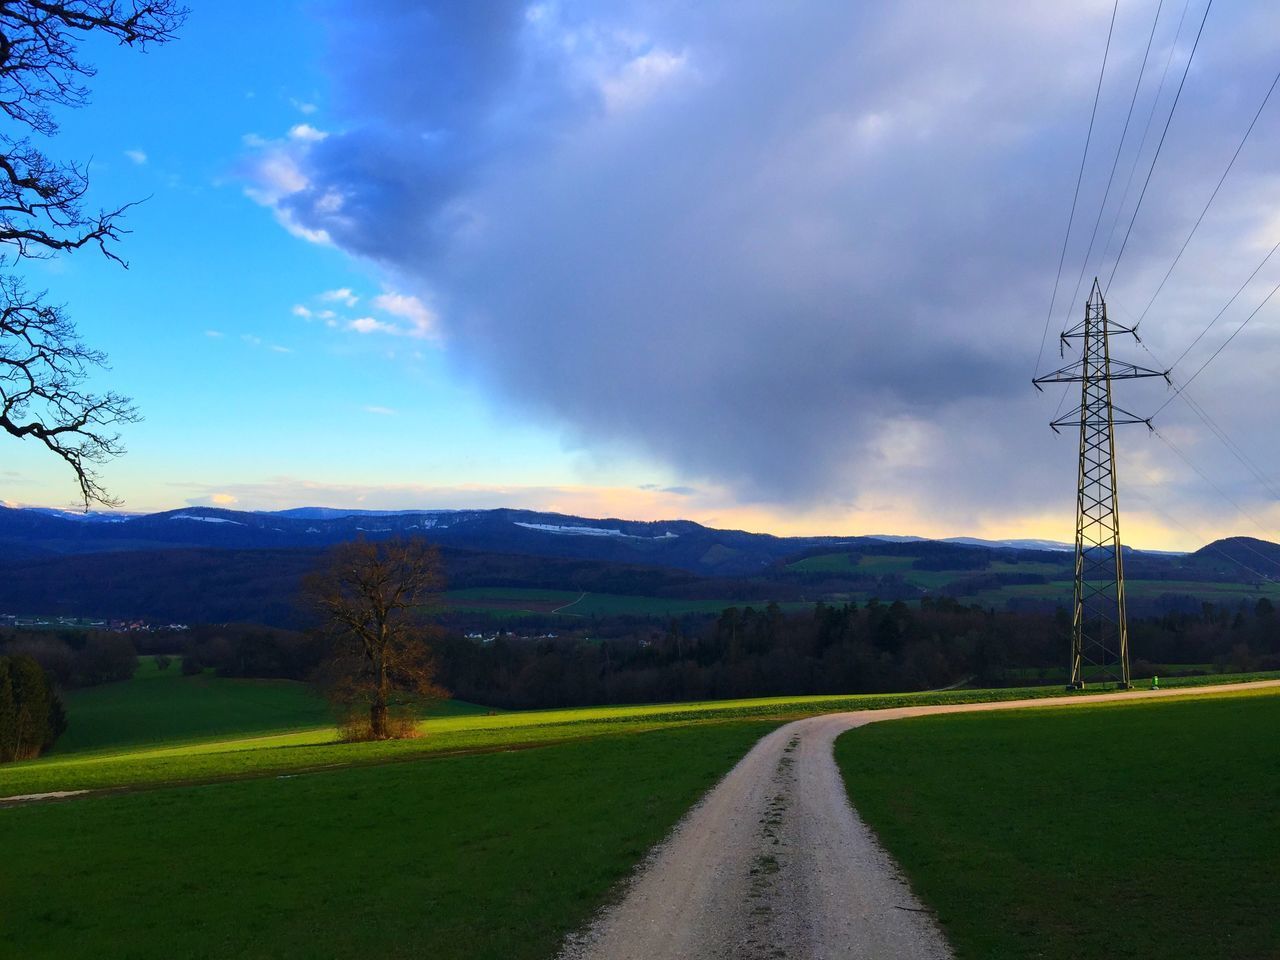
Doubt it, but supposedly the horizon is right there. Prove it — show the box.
[4,1,1279,556]
[2,496,1234,553]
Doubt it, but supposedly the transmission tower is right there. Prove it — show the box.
[1034,279,1167,688]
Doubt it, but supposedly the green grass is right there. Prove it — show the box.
[970,577,1280,607]
[0,721,778,960]
[786,552,918,574]
[445,586,819,618]
[835,689,1280,960]
[5,672,1277,799]
[54,659,490,757]
[783,552,1280,607]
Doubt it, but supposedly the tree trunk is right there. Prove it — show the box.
[370,657,389,739]
[369,698,388,739]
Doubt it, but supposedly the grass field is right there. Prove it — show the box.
[6,666,1280,959]
[55,659,490,756]
[4,670,1277,800]
[835,689,1280,960]
[784,551,1280,608]
[1,721,778,960]
[445,586,817,618]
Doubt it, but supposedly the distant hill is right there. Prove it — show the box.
[1193,537,1280,578]
[0,504,885,575]
[0,504,1194,573]
[2,505,1275,628]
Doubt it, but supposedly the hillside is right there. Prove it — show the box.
[0,505,868,575]
[1,505,1278,628]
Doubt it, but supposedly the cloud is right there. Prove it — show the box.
[204,329,224,338]
[291,98,319,115]
[270,345,293,353]
[349,316,398,335]
[292,304,312,318]
[124,149,148,165]
[240,134,332,244]
[320,287,359,306]
[371,291,440,339]
[363,405,398,416]
[289,123,328,143]
[249,1,1280,535]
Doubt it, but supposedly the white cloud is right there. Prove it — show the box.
[372,291,440,339]
[291,98,319,115]
[321,287,359,307]
[270,345,293,354]
[289,123,328,143]
[204,330,224,338]
[292,304,312,318]
[350,316,397,335]
[241,334,262,346]
[124,149,148,165]
[600,48,690,112]
[241,134,331,245]
[363,405,398,416]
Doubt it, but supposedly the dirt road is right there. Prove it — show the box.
[560,680,1280,960]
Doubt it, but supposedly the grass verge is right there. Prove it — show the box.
[834,688,1280,960]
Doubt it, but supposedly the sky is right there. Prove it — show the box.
[3,0,1280,549]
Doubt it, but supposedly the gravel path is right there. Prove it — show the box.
[560,680,1280,960]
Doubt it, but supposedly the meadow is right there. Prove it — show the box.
[787,551,1280,607]
[54,659,488,756]
[6,667,1276,799]
[4,664,1279,959]
[2,721,778,960]
[835,689,1280,960]
[444,586,817,618]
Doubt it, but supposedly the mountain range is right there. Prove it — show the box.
[0,504,1159,572]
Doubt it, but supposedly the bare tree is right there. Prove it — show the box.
[303,538,449,740]
[0,1,186,506]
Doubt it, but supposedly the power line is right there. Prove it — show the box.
[1063,0,1167,325]
[1125,479,1279,582]
[1178,390,1280,502]
[1167,235,1280,372]
[1034,0,1120,379]
[1098,0,1195,275]
[1134,335,1280,503]
[1105,0,1213,293]
[1135,63,1280,325]
[1150,427,1280,573]
[1152,272,1280,417]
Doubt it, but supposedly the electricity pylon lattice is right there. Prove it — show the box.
[1033,279,1167,689]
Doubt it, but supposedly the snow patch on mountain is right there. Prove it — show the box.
[514,522,678,540]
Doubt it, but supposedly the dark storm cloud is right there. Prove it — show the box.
[262,1,1280,526]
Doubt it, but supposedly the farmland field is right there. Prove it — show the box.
[444,586,818,618]
[4,669,1279,959]
[1,721,778,960]
[5,667,1277,801]
[835,689,1280,960]
[54,658,489,756]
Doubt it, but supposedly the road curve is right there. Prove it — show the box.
[559,680,1280,960]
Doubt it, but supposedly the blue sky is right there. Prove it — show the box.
[6,2,676,520]
[4,1,1280,549]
